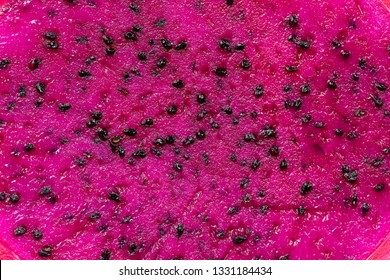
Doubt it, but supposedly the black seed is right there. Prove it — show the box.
[327,80,337,90]
[244,133,257,142]
[240,178,250,188]
[58,103,71,112]
[301,181,313,195]
[314,121,325,128]
[221,105,233,115]
[86,119,98,128]
[261,127,276,138]
[89,212,101,220]
[118,146,125,158]
[218,39,231,52]
[165,135,175,144]
[47,196,56,203]
[362,203,370,215]
[133,149,146,158]
[39,186,52,196]
[97,128,109,140]
[285,65,298,72]
[183,136,195,146]
[215,67,227,77]
[372,158,383,167]
[344,170,358,183]
[226,0,234,5]
[129,3,139,13]
[280,159,288,170]
[151,148,162,156]
[251,159,261,170]
[358,58,366,69]
[161,38,173,50]
[254,85,264,98]
[38,246,52,258]
[296,40,310,49]
[341,165,350,174]
[176,224,184,238]
[196,130,206,139]
[35,82,46,94]
[124,31,137,41]
[75,158,86,167]
[335,129,344,136]
[28,58,41,70]
[374,184,384,192]
[230,154,237,162]
[10,193,20,203]
[352,73,359,81]
[46,41,59,49]
[172,80,184,88]
[24,143,35,152]
[351,193,358,206]
[108,191,120,202]
[153,138,165,146]
[297,206,306,215]
[78,70,91,78]
[233,235,247,245]
[371,95,383,108]
[196,93,207,104]
[128,243,137,254]
[269,146,280,156]
[340,50,350,59]
[332,40,342,49]
[287,34,297,42]
[136,51,147,61]
[101,250,111,260]
[141,118,153,127]
[383,148,390,155]
[175,41,187,50]
[354,109,366,118]
[102,35,114,45]
[132,25,142,33]
[227,206,240,215]
[14,226,27,236]
[173,162,183,172]
[301,84,311,94]
[75,36,88,43]
[32,229,43,240]
[301,114,311,124]
[0,192,6,201]
[167,105,177,115]
[157,58,167,68]
[240,59,251,69]
[347,131,358,140]
[0,58,10,69]
[90,111,102,120]
[17,85,26,97]
[197,110,207,120]
[154,18,166,27]
[286,14,299,27]
[235,43,245,50]
[375,82,387,91]
[106,47,116,56]
[123,128,137,137]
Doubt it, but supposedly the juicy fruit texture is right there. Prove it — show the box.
[0,0,390,260]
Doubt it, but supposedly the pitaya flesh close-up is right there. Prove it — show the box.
[0,0,390,260]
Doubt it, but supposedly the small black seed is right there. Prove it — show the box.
[341,165,350,174]
[362,203,370,215]
[173,162,183,172]
[102,35,114,45]
[251,159,261,170]
[78,70,91,78]
[156,57,167,69]
[335,129,344,136]
[233,235,247,244]
[347,131,358,140]
[141,118,154,127]
[314,121,325,128]
[383,148,390,155]
[124,31,137,41]
[86,119,98,128]
[340,50,350,59]
[301,84,310,94]
[261,127,276,138]
[151,147,162,157]
[351,193,358,206]
[108,191,120,202]
[374,184,384,192]
[218,39,231,52]
[344,170,358,183]
[38,246,52,258]
[89,212,101,220]
[196,93,207,104]
[197,110,207,120]
[240,59,251,69]
[254,85,264,98]
[172,80,184,88]
[35,82,46,94]
[286,14,299,27]
[301,114,311,124]
[14,226,27,236]
[0,58,11,69]
[240,178,250,188]
[296,40,310,49]
[211,121,220,129]
[97,128,109,141]
[371,95,383,108]
[10,193,20,203]
[175,41,187,50]
[0,192,6,201]
[46,41,59,50]
[106,47,116,56]
[123,128,137,137]
[354,109,366,117]
[75,36,88,43]
[280,159,288,170]
[221,105,233,115]
[258,190,265,197]
[226,0,234,5]
[161,38,173,50]
[75,158,86,167]
[133,149,147,158]
[32,229,43,240]
[244,133,257,142]
[327,80,337,90]
[300,181,313,195]
[285,65,298,72]
[287,34,297,42]
[132,25,142,33]
[215,67,227,77]
[118,146,125,158]
[372,158,383,167]
[153,138,165,146]
[176,224,184,238]
[128,243,137,254]
[154,18,166,27]
[39,186,52,196]
[101,250,111,260]
[269,146,280,156]
[129,3,139,13]
[227,206,240,215]
[297,206,306,215]
[58,103,71,112]
[24,143,35,152]
[358,58,366,69]
[235,43,245,50]
[183,136,195,146]
[230,154,237,162]
[352,73,359,81]
[196,130,206,139]
[375,82,387,91]
[332,40,342,49]
[91,111,102,120]
[28,58,41,70]
[165,135,175,144]
[167,105,177,115]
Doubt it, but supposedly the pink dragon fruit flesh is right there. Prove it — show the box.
[0,0,390,260]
